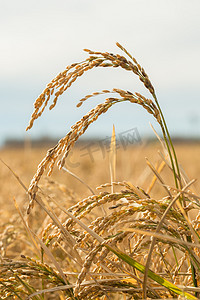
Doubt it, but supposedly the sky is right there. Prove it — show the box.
[1,0,200,146]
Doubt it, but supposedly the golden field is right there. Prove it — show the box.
[1,141,200,225]
[1,141,200,299]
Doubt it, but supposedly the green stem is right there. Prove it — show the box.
[152,93,182,189]
[172,246,179,267]
[152,92,198,291]
[159,120,179,189]
[187,235,198,296]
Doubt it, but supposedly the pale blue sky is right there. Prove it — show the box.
[1,0,200,145]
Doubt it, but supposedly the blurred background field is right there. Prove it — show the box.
[1,140,200,226]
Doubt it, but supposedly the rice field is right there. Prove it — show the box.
[1,142,199,223]
[1,141,200,299]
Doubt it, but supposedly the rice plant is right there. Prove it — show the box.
[1,43,200,300]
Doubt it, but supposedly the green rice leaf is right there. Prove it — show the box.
[105,245,198,300]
